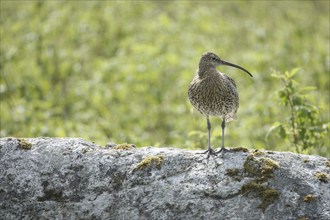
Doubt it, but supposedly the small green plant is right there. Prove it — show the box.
[267,68,329,153]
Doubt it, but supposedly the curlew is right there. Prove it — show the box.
[188,52,253,158]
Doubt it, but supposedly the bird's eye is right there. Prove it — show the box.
[212,57,217,61]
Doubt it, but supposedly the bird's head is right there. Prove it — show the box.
[200,52,253,77]
[201,52,223,66]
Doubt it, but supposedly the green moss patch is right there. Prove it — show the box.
[112,173,127,190]
[297,217,309,220]
[315,172,328,183]
[132,155,164,172]
[230,147,249,152]
[243,155,279,181]
[325,160,330,168]
[18,138,32,150]
[302,158,310,163]
[303,194,316,202]
[241,180,280,211]
[251,149,265,156]
[241,154,280,210]
[112,143,136,150]
[225,168,242,181]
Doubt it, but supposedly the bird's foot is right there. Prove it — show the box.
[216,147,231,158]
[198,148,218,159]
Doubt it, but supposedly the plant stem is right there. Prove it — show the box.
[283,80,300,153]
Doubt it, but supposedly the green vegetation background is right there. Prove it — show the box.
[1,1,329,157]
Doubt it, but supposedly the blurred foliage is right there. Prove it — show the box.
[0,1,329,157]
[267,68,329,154]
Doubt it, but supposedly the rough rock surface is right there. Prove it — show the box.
[0,137,329,220]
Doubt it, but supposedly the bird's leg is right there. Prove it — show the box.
[207,117,212,152]
[221,119,225,150]
[199,117,217,158]
[217,118,230,158]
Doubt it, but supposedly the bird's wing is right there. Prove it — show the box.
[224,74,237,88]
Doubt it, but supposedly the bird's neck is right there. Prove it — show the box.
[198,63,218,78]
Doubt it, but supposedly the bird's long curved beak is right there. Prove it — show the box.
[222,60,253,77]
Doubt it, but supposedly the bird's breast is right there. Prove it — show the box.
[188,75,239,119]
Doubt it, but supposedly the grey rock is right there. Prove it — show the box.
[104,142,117,149]
[0,137,329,220]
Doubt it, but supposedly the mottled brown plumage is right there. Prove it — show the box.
[188,52,253,158]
